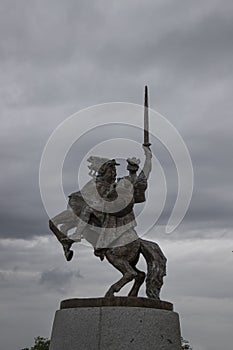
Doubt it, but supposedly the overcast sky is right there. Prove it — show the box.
[0,1,233,349]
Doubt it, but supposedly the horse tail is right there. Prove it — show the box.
[139,238,167,299]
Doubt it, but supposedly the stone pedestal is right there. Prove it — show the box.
[50,297,181,350]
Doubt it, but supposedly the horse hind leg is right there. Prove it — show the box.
[128,268,146,297]
[104,258,137,297]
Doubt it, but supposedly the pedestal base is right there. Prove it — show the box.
[50,297,181,350]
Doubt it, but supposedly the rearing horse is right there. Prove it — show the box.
[49,149,166,299]
[49,219,167,299]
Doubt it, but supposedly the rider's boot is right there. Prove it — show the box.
[49,219,75,261]
[61,237,75,261]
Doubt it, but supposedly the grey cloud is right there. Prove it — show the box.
[0,233,232,350]
[0,1,103,64]
[1,0,232,110]
[0,1,233,349]
[39,267,83,293]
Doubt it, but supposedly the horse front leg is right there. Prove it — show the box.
[105,270,137,297]
[104,257,137,297]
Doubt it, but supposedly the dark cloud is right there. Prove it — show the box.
[39,268,83,293]
[0,1,233,349]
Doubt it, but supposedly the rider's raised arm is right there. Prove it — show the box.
[139,145,152,179]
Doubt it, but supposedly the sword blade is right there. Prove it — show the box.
[143,85,150,146]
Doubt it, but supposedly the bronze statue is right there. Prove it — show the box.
[49,87,167,299]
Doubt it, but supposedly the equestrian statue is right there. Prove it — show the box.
[49,86,167,299]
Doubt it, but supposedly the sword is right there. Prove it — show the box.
[143,85,151,147]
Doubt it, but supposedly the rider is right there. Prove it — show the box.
[49,146,152,261]
[94,145,152,257]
